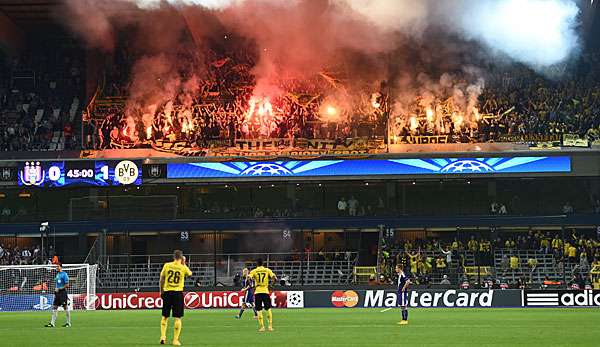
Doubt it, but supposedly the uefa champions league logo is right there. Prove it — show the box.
[188,160,341,177]
[240,163,293,176]
[286,291,304,308]
[440,160,495,173]
[182,156,558,178]
[390,157,550,174]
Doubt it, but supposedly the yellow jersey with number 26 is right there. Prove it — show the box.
[161,261,192,292]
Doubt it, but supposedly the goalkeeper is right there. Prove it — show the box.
[45,263,71,328]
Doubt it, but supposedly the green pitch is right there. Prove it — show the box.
[1,308,599,346]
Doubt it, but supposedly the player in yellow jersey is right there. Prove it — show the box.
[159,250,193,346]
[249,259,277,332]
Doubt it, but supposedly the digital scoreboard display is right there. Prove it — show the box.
[167,156,571,179]
[18,160,142,187]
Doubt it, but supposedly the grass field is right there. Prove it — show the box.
[1,308,599,346]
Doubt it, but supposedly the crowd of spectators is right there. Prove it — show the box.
[336,196,387,217]
[88,41,386,151]
[88,43,600,151]
[3,39,600,152]
[0,243,42,265]
[391,54,600,144]
[0,40,83,152]
[380,229,600,288]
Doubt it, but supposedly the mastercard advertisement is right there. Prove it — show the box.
[330,290,359,308]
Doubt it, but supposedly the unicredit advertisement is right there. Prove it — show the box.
[90,291,304,310]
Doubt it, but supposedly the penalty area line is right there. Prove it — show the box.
[380,308,393,313]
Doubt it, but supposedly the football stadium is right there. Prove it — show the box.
[1,0,600,346]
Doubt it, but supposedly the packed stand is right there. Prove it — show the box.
[85,36,389,150]
[380,229,600,289]
[391,54,600,144]
[0,243,42,265]
[88,37,600,150]
[0,40,84,152]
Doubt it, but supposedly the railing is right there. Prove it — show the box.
[4,214,600,234]
[82,77,103,149]
[69,195,178,221]
[97,252,359,288]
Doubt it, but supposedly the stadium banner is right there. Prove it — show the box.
[90,291,304,310]
[562,134,589,148]
[5,290,599,311]
[147,137,387,157]
[498,134,562,143]
[392,135,449,144]
[523,290,600,307]
[0,294,84,312]
[305,289,522,308]
[528,141,562,150]
[167,156,571,179]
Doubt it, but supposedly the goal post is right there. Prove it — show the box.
[0,264,97,312]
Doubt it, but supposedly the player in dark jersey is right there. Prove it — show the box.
[396,263,411,325]
[235,268,258,319]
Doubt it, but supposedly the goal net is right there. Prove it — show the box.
[0,264,97,312]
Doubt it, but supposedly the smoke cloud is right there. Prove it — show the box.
[342,0,580,68]
[456,0,580,67]
[62,0,582,132]
[75,0,581,67]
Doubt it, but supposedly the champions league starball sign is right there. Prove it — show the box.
[167,156,571,179]
[439,160,494,173]
[240,163,294,176]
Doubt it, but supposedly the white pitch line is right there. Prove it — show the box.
[380,307,393,313]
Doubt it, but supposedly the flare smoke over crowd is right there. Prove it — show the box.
[61,0,583,149]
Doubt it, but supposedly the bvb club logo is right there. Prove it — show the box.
[331,290,359,308]
[115,160,139,185]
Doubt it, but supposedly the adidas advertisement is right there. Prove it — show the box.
[524,290,600,307]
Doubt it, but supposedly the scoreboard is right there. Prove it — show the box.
[11,155,572,188]
[18,160,142,187]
